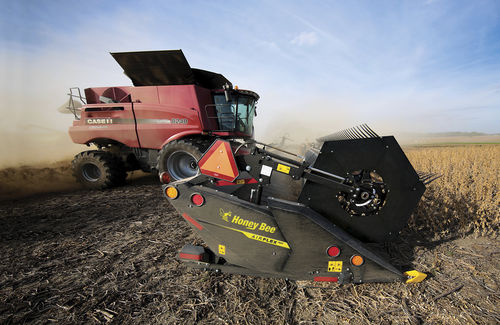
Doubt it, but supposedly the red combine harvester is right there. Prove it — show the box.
[67,50,258,188]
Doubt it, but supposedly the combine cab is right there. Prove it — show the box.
[163,125,438,284]
[66,50,258,188]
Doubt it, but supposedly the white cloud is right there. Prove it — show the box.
[290,31,318,46]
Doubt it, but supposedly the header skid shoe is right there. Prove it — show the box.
[163,126,430,284]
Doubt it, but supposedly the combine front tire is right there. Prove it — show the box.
[72,151,126,189]
[157,140,206,181]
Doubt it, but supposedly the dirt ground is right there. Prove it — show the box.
[0,147,499,324]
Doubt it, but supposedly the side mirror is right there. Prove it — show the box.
[254,106,257,116]
[224,89,232,102]
[223,83,232,102]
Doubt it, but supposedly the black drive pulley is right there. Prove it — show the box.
[338,170,387,217]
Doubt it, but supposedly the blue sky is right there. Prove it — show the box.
[1,0,499,143]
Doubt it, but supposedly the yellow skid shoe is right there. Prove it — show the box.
[404,270,427,284]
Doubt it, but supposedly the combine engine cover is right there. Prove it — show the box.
[163,125,436,284]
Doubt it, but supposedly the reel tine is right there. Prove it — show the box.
[362,124,378,138]
[416,170,432,179]
[363,124,374,137]
[317,124,380,141]
[346,129,357,139]
[367,124,380,137]
[423,174,442,185]
[360,124,371,137]
[362,125,373,138]
[352,126,367,138]
[419,173,435,182]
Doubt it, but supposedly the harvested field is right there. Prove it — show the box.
[0,145,498,324]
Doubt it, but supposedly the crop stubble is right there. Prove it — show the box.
[0,144,498,324]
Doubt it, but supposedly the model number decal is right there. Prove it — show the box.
[171,118,188,124]
[86,118,113,124]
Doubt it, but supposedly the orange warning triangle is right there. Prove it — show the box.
[198,140,239,182]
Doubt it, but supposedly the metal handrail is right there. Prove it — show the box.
[67,87,86,120]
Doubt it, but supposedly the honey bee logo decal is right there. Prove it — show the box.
[219,208,231,222]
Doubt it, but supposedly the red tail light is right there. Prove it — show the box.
[327,246,341,257]
[159,172,170,184]
[191,193,205,206]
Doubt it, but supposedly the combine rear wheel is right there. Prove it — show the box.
[157,140,207,181]
[72,151,126,189]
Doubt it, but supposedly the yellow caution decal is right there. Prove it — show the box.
[404,270,427,283]
[328,261,343,272]
[218,244,226,255]
[276,164,291,174]
[220,225,290,249]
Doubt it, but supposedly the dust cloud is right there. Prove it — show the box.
[0,126,84,201]
[256,109,499,149]
[0,96,84,200]
[0,127,82,169]
[0,160,80,201]
[256,100,356,149]
[0,50,105,200]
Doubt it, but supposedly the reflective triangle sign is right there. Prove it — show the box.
[198,140,239,182]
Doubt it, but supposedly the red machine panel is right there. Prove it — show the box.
[69,103,140,148]
[132,102,203,149]
[133,85,204,149]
